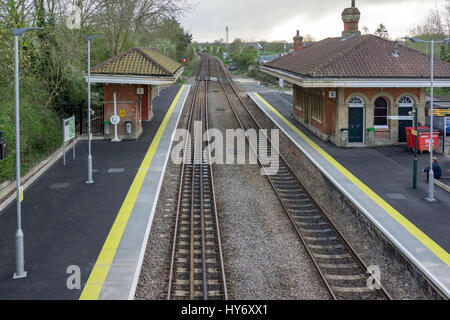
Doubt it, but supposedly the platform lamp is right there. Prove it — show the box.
[405,37,450,201]
[12,27,43,280]
[409,108,418,189]
[86,35,104,184]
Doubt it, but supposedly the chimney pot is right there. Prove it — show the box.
[342,1,361,37]
[293,30,304,51]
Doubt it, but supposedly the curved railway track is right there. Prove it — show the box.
[167,55,227,300]
[212,55,392,300]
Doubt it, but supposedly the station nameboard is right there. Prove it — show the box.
[427,108,450,117]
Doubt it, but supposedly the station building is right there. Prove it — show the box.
[260,1,450,147]
[89,47,183,139]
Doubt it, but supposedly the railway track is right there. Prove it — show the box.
[212,55,392,300]
[167,55,227,300]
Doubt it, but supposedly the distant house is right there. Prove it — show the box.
[89,47,183,139]
[260,1,450,147]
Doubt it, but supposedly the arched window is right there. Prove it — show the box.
[399,96,413,106]
[374,97,388,127]
[349,96,364,105]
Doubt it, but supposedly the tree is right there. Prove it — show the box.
[230,38,243,58]
[374,23,390,39]
[362,26,369,35]
[408,1,450,60]
[303,34,316,42]
[95,0,191,55]
[409,0,449,37]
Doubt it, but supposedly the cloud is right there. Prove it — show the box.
[182,0,445,42]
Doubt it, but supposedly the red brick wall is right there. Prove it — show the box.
[103,84,142,139]
[293,85,336,138]
[344,21,359,32]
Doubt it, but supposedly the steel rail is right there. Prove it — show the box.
[204,56,229,300]
[167,56,203,300]
[213,55,392,300]
[167,54,227,300]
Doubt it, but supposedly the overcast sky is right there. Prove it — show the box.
[181,0,446,42]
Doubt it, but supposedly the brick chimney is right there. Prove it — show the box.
[342,0,361,37]
[293,30,303,51]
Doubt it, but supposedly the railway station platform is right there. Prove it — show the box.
[0,85,190,300]
[248,91,450,298]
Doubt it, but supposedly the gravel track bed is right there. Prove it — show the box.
[234,81,428,300]
[209,81,330,300]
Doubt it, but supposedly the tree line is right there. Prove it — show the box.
[0,0,194,183]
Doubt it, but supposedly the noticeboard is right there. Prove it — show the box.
[64,116,76,142]
[426,108,450,117]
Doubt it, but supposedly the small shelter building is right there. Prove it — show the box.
[89,47,183,140]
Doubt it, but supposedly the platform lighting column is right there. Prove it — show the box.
[12,27,42,280]
[411,108,418,189]
[86,35,104,184]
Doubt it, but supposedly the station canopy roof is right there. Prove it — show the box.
[261,35,450,88]
[89,47,183,85]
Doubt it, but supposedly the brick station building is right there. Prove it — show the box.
[89,47,183,139]
[261,1,450,147]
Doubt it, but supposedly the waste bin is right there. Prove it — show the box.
[104,121,111,136]
[367,128,375,143]
[417,128,439,153]
[125,121,132,134]
[406,126,429,151]
[341,129,349,143]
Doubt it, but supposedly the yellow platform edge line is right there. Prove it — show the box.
[253,92,450,266]
[79,85,186,300]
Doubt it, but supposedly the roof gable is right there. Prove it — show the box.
[91,47,182,77]
[266,35,450,79]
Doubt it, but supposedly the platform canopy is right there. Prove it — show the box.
[87,47,184,85]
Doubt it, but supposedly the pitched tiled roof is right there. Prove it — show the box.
[265,35,450,78]
[91,47,182,77]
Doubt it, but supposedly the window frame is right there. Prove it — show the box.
[374,97,389,129]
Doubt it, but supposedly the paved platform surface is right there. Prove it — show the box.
[248,90,450,298]
[0,85,189,300]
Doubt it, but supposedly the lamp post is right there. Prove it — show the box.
[86,35,104,184]
[12,27,42,279]
[406,37,450,201]
[409,108,418,189]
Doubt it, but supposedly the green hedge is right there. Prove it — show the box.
[0,80,61,183]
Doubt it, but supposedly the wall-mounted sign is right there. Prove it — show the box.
[137,88,144,95]
[329,91,336,99]
[120,110,126,117]
[110,115,120,126]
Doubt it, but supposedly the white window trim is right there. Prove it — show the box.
[374,125,389,129]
